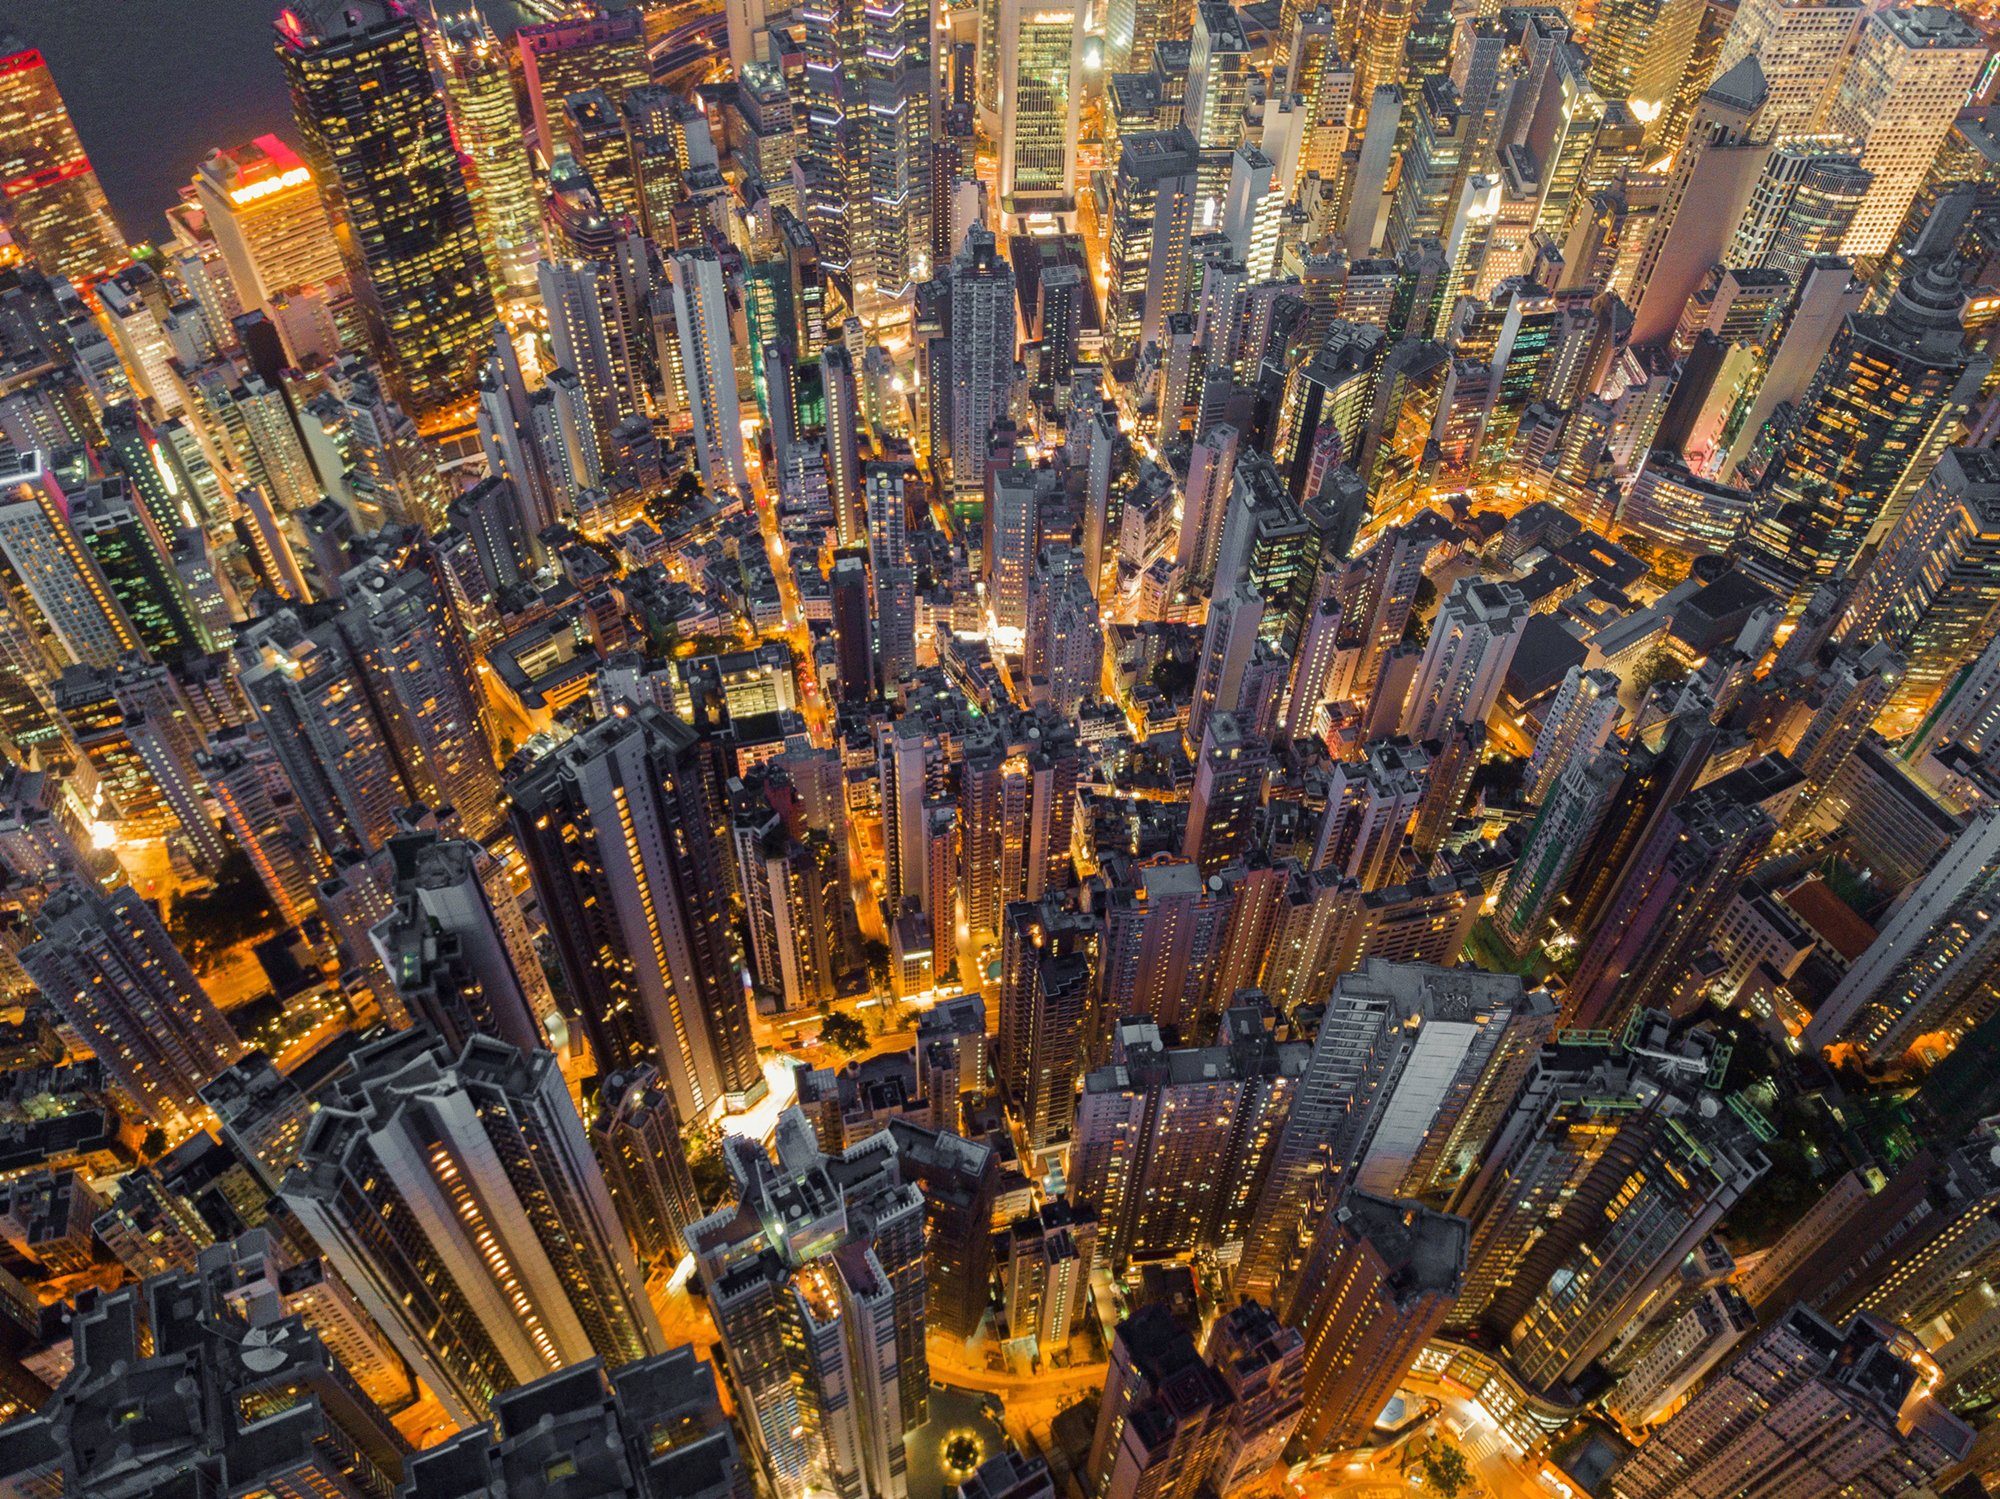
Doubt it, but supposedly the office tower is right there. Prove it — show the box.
[998,898,1099,1149]
[670,248,748,492]
[432,13,541,299]
[0,35,123,286]
[1608,1309,1973,1499]
[1825,8,1988,258]
[1400,578,1529,741]
[405,1347,752,1499]
[18,882,240,1133]
[1524,666,1621,803]
[1202,1300,1304,1491]
[947,227,1017,496]
[193,135,346,316]
[1589,0,1706,142]
[1740,259,1989,606]
[277,1,495,419]
[794,0,928,311]
[1716,0,1863,138]
[1628,57,1770,350]
[1184,713,1269,873]
[1841,448,2000,721]
[1801,810,2000,1062]
[823,348,865,547]
[688,1110,926,1499]
[988,465,1054,634]
[283,1029,664,1427]
[1288,1193,1465,1455]
[1004,1198,1098,1354]
[64,478,210,662]
[1564,781,1778,1027]
[1493,749,1625,954]
[591,1067,703,1269]
[518,11,649,159]
[0,1261,410,1498]
[1727,143,1871,282]
[1212,452,1316,649]
[1072,1010,1306,1266]
[1383,79,1467,260]
[510,707,762,1124]
[1088,1304,1233,1499]
[1104,131,1198,370]
[1185,2,1252,215]
[998,0,1085,212]
[831,552,873,703]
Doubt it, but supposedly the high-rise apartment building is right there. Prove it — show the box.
[1801,809,2000,1062]
[1400,578,1529,741]
[997,898,1100,1149]
[510,707,763,1123]
[1236,962,1555,1300]
[0,1256,411,1497]
[689,1109,927,1499]
[282,1028,665,1428]
[671,248,748,492]
[1072,1010,1307,1266]
[277,0,495,418]
[1288,1192,1466,1454]
[18,881,241,1133]
[1608,1309,1973,1499]
[405,1346,753,1499]
[947,226,1017,497]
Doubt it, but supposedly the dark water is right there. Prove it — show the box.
[0,0,543,245]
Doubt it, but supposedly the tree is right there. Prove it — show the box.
[820,1011,867,1054]
[1419,1442,1471,1498]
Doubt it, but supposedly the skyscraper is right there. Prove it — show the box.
[1824,7,1989,258]
[276,1,495,418]
[1608,1309,1973,1499]
[591,1067,705,1270]
[1288,1192,1466,1454]
[670,248,748,492]
[282,1028,665,1428]
[947,226,1017,497]
[998,0,1086,213]
[510,707,763,1123]
[688,1109,927,1499]
[432,12,543,300]
[0,34,123,287]
[997,898,1100,1150]
[1739,259,1990,607]
[18,881,242,1133]
[1399,578,1529,741]
[192,135,346,317]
